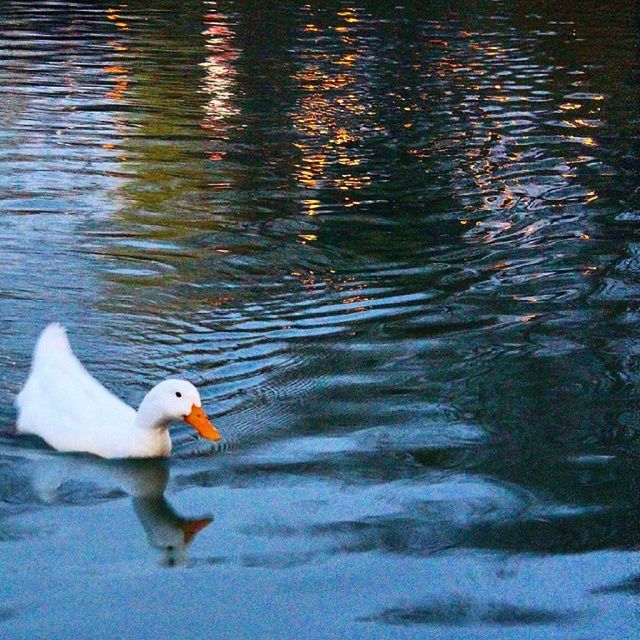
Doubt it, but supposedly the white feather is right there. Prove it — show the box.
[13,324,212,458]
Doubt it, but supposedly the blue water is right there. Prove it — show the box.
[1,1,639,638]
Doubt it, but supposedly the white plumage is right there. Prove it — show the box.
[15,323,221,458]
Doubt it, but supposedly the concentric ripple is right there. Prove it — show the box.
[0,1,639,637]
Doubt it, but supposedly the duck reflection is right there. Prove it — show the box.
[124,461,212,567]
[19,453,213,567]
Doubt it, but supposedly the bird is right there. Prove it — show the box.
[14,323,221,459]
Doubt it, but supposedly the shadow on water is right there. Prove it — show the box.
[360,596,580,627]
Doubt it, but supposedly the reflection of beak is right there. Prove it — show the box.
[181,518,213,545]
[183,404,221,441]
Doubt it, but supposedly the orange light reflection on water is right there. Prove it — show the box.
[200,8,240,160]
[103,9,130,101]
[292,6,374,199]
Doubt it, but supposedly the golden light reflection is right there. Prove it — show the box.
[105,7,129,30]
[335,53,357,67]
[302,199,321,216]
[569,136,597,147]
[200,9,239,159]
[103,10,130,101]
[107,39,128,53]
[106,76,128,101]
[291,6,374,196]
[560,103,582,111]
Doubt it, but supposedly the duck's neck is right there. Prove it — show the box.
[135,394,171,432]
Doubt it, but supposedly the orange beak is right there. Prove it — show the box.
[183,404,221,441]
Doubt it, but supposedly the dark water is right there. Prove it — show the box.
[1,0,639,637]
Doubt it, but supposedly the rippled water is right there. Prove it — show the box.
[1,0,639,637]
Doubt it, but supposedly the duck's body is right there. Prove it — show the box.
[15,324,220,459]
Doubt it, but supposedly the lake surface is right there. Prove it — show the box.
[1,0,639,637]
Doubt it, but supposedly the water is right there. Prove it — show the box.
[1,0,639,637]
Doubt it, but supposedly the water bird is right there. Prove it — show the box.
[14,323,221,458]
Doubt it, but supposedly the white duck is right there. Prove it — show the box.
[15,323,221,458]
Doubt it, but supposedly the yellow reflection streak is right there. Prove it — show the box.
[292,6,374,198]
[200,9,240,159]
[103,10,130,101]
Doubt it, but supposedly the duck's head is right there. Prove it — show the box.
[137,379,221,441]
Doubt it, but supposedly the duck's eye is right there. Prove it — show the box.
[175,392,182,398]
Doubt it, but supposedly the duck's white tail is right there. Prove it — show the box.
[15,323,71,414]
[14,323,137,453]
[33,323,72,362]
